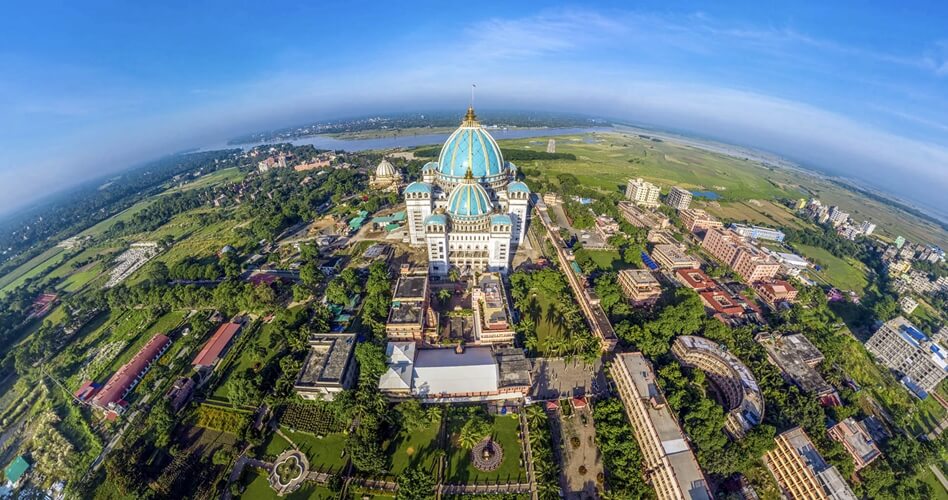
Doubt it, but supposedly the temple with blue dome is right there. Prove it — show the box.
[405,106,530,275]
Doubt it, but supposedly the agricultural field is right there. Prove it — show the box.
[496,131,948,248]
[279,403,345,436]
[793,244,869,292]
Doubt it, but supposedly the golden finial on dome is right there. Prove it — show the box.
[463,106,478,125]
[464,165,474,181]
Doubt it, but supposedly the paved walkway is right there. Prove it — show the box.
[930,464,948,493]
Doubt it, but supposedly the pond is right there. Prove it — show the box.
[691,190,720,200]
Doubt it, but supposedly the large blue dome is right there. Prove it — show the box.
[447,178,492,217]
[438,108,505,180]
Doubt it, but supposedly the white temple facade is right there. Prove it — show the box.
[404,107,530,276]
[369,158,403,192]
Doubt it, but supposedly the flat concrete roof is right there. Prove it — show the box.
[295,333,355,387]
[394,275,428,300]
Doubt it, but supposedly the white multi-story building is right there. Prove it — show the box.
[866,316,948,396]
[404,107,530,276]
[860,220,876,236]
[625,178,661,208]
[666,186,693,210]
[828,206,849,226]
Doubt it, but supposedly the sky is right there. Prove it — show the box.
[2,1,948,217]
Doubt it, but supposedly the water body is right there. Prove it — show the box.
[205,127,612,152]
[691,190,720,200]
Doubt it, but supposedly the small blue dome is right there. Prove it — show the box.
[508,181,530,194]
[438,108,505,180]
[447,181,492,217]
[422,162,438,172]
[490,214,512,226]
[405,182,432,195]
[424,214,447,225]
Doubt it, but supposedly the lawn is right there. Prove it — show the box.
[211,321,275,400]
[282,428,349,473]
[917,467,948,500]
[445,412,525,484]
[385,417,442,475]
[523,293,568,350]
[793,244,868,293]
[577,249,628,272]
[237,469,335,500]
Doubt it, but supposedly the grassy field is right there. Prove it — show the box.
[578,249,627,272]
[282,429,348,473]
[0,247,67,295]
[162,167,245,194]
[793,244,869,292]
[211,321,277,400]
[495,131,948,248]
[384,417,442,475]
[97,310,185,378]
[445,413,524,484]
[237,469,335,500]
[704,199,810,229]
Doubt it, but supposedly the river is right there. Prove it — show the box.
[203,127,613,152]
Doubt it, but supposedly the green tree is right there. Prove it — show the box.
[396,464,436,499]
[458,416,491,449]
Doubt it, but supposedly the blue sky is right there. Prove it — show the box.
[2,1,948,216]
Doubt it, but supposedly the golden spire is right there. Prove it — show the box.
[464,165,474,181]
[462,106,478,126]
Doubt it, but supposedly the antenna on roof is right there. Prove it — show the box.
[471,83,476,109]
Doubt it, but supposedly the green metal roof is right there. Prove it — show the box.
[5,456,29,484]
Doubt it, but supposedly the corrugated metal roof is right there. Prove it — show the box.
[192,322,241,367]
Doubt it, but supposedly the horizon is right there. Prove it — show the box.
[2,1,948,216]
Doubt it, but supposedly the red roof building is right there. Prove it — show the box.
[192,322,242,369]
[755,280,798,309]
[92,334,171,414]
[699,290,746,316]
[74,380,100,401]
[675,268,716,292]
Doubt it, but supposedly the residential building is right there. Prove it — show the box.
[652,244,700,270]
[675,268,717,292]
[827,206,849,227]
[699,289,747,317]
[702,228,779,283]
[732,246,780,283]
[765,427,857,500]
[404,107,529,274]
[666,186,693,210]
[471,273,516,344]
[594,215,621,240]
[166,377,195,413]
[827,418,882,470]
[885,259,911,276]
[609,352,712,500]
[618,269,663,305]
[899,296,918,314]
[860,221,876,236]
[192,322,242,370]
[679,208,723,234]
[865,316,948,396]
[386,273,433,343]
[729,223,785,242]
[378,343,530,403]
[91,334,172,417]
[625,178,661,208]
[672,336,764,438]
[294,333,357,401]
[755,280,798,309]
[618,201,670,229]
[542,192,561,206]
[757,333,840,406]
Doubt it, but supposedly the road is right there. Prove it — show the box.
[533,202,617,351]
